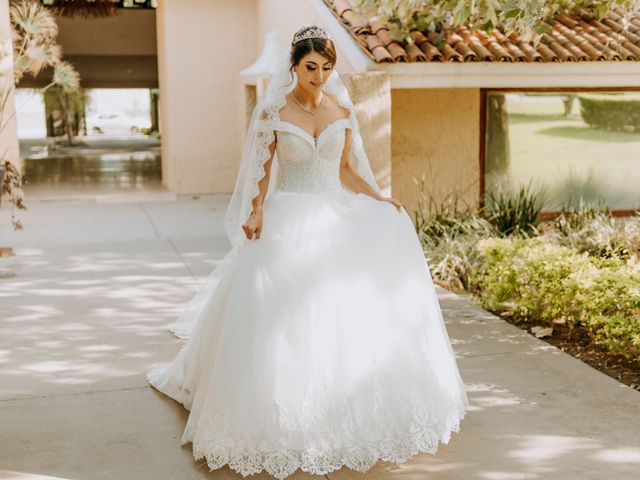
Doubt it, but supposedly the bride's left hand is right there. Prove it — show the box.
[379,196,403,211]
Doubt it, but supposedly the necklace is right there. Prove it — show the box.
[291,89,325,115]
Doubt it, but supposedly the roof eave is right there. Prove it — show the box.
[367,61,640,89]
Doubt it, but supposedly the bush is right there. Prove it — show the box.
[590,314,640,358]
[578,94,640,132]
[551,166,608,209]
[484,182,545,237]
[413,178,640,361]
[475,238,593,324]
[550,201,640,261]
[475,237,640,361]
[414,179,496,292]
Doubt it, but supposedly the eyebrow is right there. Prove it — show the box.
[305,61,332,66]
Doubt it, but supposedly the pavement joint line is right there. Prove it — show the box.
[0,385,150,403]
[139,202,161,238]
[167,236,196,279]
[459,349,543,358]
[136,201,198,279]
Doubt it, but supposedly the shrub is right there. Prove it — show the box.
[550,200,639,261]
[475,237,640,360]
[484,182,545,237]
[552,166,608,210]
[413,178,496,292]
[578,93,640,132]
[413,176,640,361]
[590,314,640,358]
[475,238,593,324]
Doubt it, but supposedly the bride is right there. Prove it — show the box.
[148,24,469,480]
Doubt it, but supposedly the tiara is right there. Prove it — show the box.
[292,25,332,45]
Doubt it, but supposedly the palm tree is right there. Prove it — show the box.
[1,0,80,231]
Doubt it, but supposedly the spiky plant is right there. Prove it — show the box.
[0,0,80,230]
[413,175,498,292]
[551,199,638,261]
[484,182,546,238]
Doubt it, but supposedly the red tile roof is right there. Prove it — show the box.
[323,0,640,63]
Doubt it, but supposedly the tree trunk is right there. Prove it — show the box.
[485,93,511,191]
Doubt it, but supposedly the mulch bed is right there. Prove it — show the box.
[496,311,640,391]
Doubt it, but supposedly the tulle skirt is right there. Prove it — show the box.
[147,188,469,479]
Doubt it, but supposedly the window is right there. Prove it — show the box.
[484,90,640,212]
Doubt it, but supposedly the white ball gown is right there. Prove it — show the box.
[147,117,469,479]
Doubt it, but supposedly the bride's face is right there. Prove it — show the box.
[294,51,333,92]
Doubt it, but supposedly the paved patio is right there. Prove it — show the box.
[0,193,639,480]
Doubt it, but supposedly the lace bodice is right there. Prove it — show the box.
[274,118,351,193]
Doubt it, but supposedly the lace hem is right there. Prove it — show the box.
[191,413,465,479]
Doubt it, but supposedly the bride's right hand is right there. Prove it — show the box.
[242,207,263,240]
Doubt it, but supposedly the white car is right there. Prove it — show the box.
[86,111,151,135]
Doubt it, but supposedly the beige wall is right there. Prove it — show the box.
[391,88,481,217]
[0,0,19,167]
[156,0,257,194]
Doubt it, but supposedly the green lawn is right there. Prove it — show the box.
[488,94,640,210]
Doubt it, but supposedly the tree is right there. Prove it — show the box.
[44,86,88,145]
[353,0,640,44]
[0,0,80,230]
[485,93,510,192]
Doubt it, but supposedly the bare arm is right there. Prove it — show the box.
[242,136,276,240]
[339,128,403,211]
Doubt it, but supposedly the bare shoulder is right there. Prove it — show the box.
[324,91,351,120]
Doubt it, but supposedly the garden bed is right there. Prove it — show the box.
[499,312,640,391]
[497,310,640,390]
[415,183,640,391]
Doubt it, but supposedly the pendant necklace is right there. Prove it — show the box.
[291,90,325,115]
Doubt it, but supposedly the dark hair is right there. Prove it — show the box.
[288,28,337,81]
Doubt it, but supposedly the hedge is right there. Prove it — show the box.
[578,94,640,132]
[475,237,640,361]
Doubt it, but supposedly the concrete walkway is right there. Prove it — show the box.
[1,193,639,480]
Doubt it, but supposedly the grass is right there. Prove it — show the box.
[489,94,640,211]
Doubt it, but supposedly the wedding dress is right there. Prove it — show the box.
[147,112,469,478]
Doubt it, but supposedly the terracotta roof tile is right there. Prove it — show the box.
[458,27,494,60]
[476,30,515,61]
[491,30,528,61]
[333,0,351,17]
[322,0,640,63]
[334,0,369,34]
[387,41,409,62]
[447,32,478,61]
[405,42,426,62]
[409,30,444,61]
